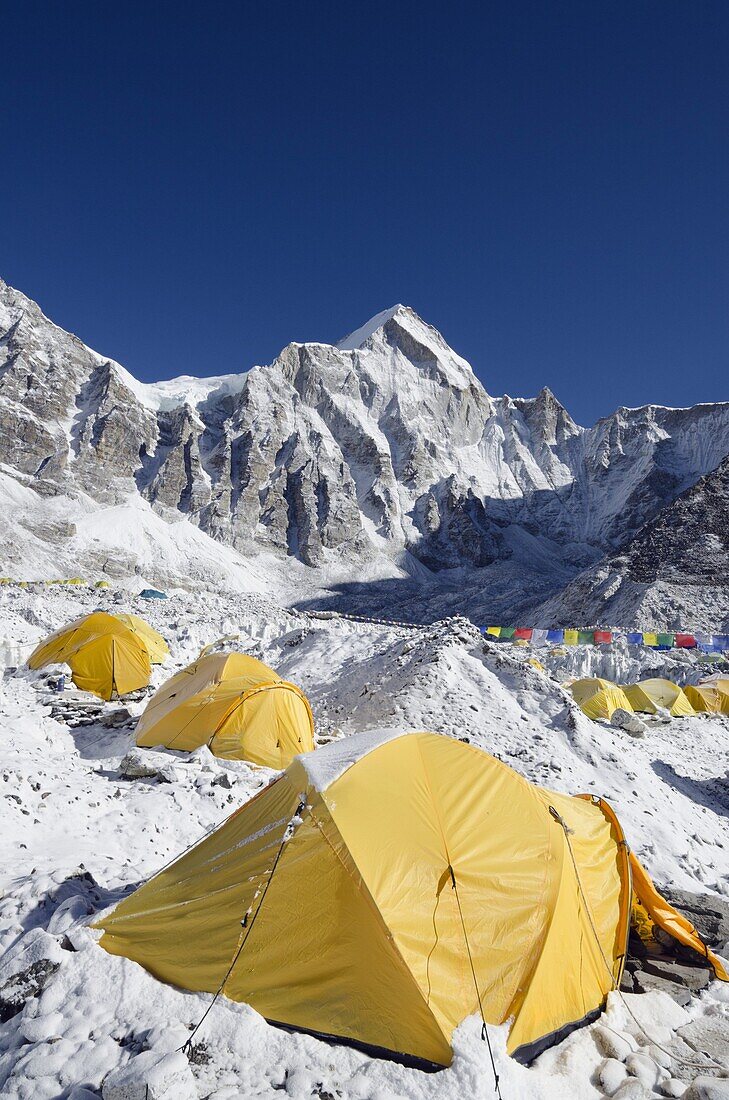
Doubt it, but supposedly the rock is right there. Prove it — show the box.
[595,1024,636,1061]
[677,1019,729,1069]
[683,1079,729,1099]
[660,1082,689,1098]
[0,928,63,1021]
[101,707,134,728]
[659,889,729,952]
[119,748,175,781]
[600,1057,629,1095]
[102,1050,197,1100]
[649,1044,675,1070]
[610,709,647,736]
[626,1051,662,1090]
[612,1080,650,1099]
[632,968,693,1006]
[641,957,713,994]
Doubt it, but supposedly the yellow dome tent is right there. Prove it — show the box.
[95,730,726,1068]
[570,677,634,721]
[684,683,729,714]
[27,612,167,700]
[623,678,695,718]
[114,613,169,664]
[135,651,314,768]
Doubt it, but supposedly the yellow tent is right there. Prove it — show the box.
[570,678,634,721]
[623,679,695,718]
[699,675,729,693]
[114,613,169,664]
[684,683,729,714]
[135,651,314,768]
[27,612,166,700]
[95,731,725,1068]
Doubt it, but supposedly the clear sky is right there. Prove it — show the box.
[2,1,728,425]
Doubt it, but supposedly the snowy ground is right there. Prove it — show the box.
[1,584,729,1099]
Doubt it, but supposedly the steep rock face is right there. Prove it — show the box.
[1,276,728,620]
[533,455,729,629]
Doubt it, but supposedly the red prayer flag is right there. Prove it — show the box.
[514,627,533,640]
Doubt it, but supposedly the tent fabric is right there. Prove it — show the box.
[135,651,314,768]
[684,683,729,714]
[113,614,169,664]
[623,679,695,718]
[27,612,157,700]
[97,731,633,1067]
[570,678,634,721]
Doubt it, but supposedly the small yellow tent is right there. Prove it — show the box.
[699,675,729,693]
[623,679,695,718]
[28,612,166,700]
[135,651,314,768]
[95,731,725,1068]
[684,683,729,714]
[570,678,634,721]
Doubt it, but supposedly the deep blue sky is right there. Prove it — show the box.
[2,2,728,425]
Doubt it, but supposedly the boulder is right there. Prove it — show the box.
[610,709,647,736]
[0,928,63,1021]
[683,1079,729,1100]
[102,1050,197,1100]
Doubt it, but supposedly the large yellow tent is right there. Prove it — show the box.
[570,677,634,721]
[27,611,166,700]
[135,651,314,768]
[623,679,695,718]
[684,683,729,714]
[96,730,726,1068]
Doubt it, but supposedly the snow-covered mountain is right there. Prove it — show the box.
[1,276,728,624]
[534,453,729,630]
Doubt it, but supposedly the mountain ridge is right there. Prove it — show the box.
[1,275,728,626]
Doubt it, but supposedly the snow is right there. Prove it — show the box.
[296,726,410,791]
[336,305,404,350]
[110,364,250,413]
[2,585,729,1098]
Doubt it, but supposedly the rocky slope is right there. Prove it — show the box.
[534,454,729,630]
[1,276,728,623]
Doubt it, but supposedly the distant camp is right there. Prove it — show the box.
[27,612,169,701]
[96,730,726,1069]
[569,677,634,721]
[623,678,695,717]
[135,650,314,768]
